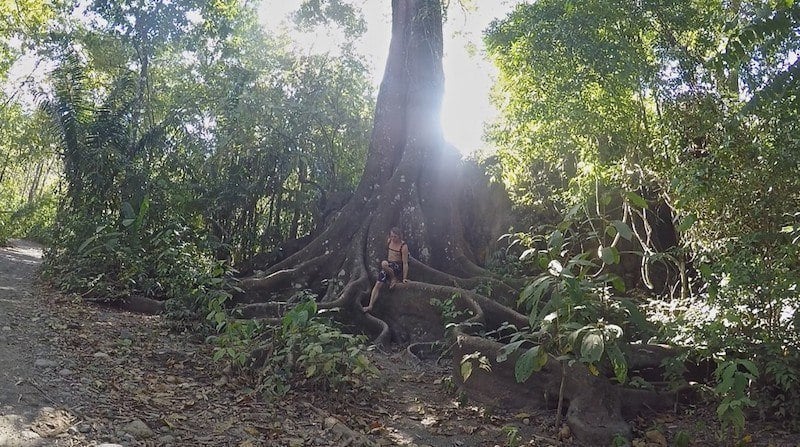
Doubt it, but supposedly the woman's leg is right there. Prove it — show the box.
[363,281,383,312]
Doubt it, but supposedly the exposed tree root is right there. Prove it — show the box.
[85,294,164,315]
[448,328,678,444]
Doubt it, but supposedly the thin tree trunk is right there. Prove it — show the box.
[27,161,44,204]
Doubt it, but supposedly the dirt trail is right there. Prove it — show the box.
[0,240,77,446]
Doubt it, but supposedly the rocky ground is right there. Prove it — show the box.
[1,239,798,446]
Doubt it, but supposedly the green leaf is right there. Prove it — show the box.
[739,359,759,378]
[598,246,620,265]
[121,201,135,219]
[625,192,648,209]
[606,344,627,384]
[518,276,551,309]
[77,233,101,253]
[212,348,226,362]
[565,203,582,220]
[716,375,735,393]
[514,346,544,383]
[122,218,135,227]
[610,220,633,241]
[548,230,564,250]
[717,401,730,418]
[461,360,473,382]
[610,276,626,292]
[677,213,697,232]
[497,339,526,363]
[306,364,317,378]
[580,332,604,363]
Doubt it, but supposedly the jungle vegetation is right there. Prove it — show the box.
[1,0,797,443]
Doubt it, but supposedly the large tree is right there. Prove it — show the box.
[238,0,675,444]
[239,0,514,320]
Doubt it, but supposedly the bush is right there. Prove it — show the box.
[212,297,378,398]
[43,199,231,308]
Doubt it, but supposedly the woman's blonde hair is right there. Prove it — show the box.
[390,227,403,239]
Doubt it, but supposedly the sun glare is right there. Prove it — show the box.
[257,1,517,156]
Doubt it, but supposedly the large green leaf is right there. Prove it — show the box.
[625,192,648,209]
[677,213,697,233]
[598,245,620,265]
[514,346,547,383]
[580,331,604,363]
[518,275,552,311]
[610,220,633,241]
[497,339,526,363]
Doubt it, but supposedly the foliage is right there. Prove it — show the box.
[714,359,759,438]
[3,195,58,244]
[210,318,262,366]
[496,216,647,386]
[292,0,367,37]
[228,298,379,398]
[1,0,380,411]
[459,351,491,383]
[0,105,60,245]
[0,0,64,77]
[500,424,521,447]
[431,293,475,331]
[493,194,658,382]
[6,0,797,433]
[487,0,800,430]
[31,0,373,300]
[43,205,232,305]
[762,352,800,423]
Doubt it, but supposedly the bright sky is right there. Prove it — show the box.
[257,1,519,155]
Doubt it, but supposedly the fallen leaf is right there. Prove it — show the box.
[645,429,667,447]
[558,424,571,440]
[421,415,438,427]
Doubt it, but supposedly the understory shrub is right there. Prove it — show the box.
[491,196,658,382]
[211,297,378,398]
[43,200,231,307]
[495,193,800,435]
[0,194,58,245]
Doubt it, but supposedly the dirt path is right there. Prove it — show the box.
[0,240,78,446]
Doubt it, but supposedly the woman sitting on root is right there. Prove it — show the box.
[363,227,409,313]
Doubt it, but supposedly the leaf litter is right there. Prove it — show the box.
[2,241,799,446]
